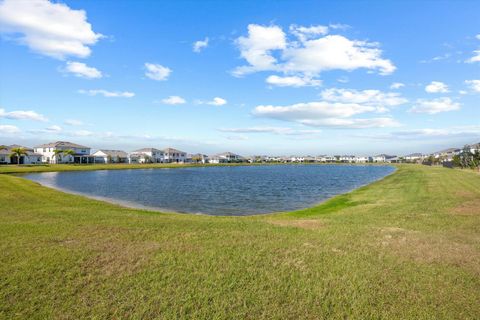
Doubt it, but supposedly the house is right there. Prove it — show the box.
[33,141,92,164]
[93,150,128,163]
[0,145,43,164]
[404,153,425,163]
[164,148,187,163]
[129,148,164,163]
[316,155,335,163]
[339,155,356,163]
[432,148,461,162]
[468,142,480,154]
[372,154,397,163]
[210,152,245,163]
[190,153,209,164]
[0,148,10,164]
[354,156,370,163]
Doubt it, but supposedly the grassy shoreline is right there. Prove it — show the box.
[1,164,479,318]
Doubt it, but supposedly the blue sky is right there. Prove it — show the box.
[0,0,479,155]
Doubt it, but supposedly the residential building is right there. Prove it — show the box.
[210,152,245,163]
[468,142,480,154]
[190,153,209,164]
[316,155,335,163]
[404,153,425,163]
[93,150,128,163]
[354,156,370,163]
[372,154,397,163]
[0,145,42,165]
[164,148,187,163]
[339,155,356,163]
[34,141,92,164]
[0,148,10,164]
[129,148,164,163]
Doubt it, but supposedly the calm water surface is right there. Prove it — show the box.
[23,165,394,216]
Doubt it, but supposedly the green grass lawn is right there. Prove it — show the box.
[0,164,479,319]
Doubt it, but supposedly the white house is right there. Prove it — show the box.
[190,153,209,164]
[372,154,397,163]
[164,148,187,163]
[354,156,370,163]
[93,150,128,163]
[404,153,425,163]
[0,145,43,165]
[468,143,480,154]
[34,141,92,164]
[339,155,356,163]
[316,155,335,163]
[129,148,164,163]
[210,152,245,163]
[0,148,10,164]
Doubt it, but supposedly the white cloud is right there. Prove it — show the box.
[70,130,93,137]
[300,117,400,129]
[266,75,321,87]
[144,63,171,81]
[0,108,48,121]
[64,61,102,79]
[45,125,62,132]
[64,119,83,126]
[390,82,405,89]
[207,97,227,106]
[465,79,480,92]
[425,81,449,93]
[320,88,407,112]
[0,0,102,59]
[289,24,329,42]
[219,126,321,135]
[233,24,287,76]
[78,89,135,98]
[410,97,460,114]
[161,96,186,105]
[467,34,480,63]
[0,124,20,135]
[233,24,395,86]
[193,37,209,53]
[369,126,480,140]
[253,100,399,129]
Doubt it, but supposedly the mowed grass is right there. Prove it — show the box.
[0,164,479,319]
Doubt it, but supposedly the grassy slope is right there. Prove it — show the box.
[0,164,479,319]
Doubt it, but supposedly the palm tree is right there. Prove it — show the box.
[53,149,64,164]
[62,149,75,163]
[10,147,27,165]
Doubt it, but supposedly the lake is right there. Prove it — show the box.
[22,165,395,216]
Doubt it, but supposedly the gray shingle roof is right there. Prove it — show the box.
[132,148,162,153]
[35,141,90,149]
[164,147,186,154]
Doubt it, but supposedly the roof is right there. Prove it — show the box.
[132,148,162,153]
[469,142,480,149]
[405,153,424,157]
[374,154,396,158]
[94,149,128,158]
[434,147,460,154]
[35,141,90,149]
[164,147,186,154]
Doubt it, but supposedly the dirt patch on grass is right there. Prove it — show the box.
[61,226,161,276]
[379,227,480,275]
[268,219,325,230]
[451,199,480,216]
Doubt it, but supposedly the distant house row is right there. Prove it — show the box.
[1,140,478,165]
[0,141,247,165]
